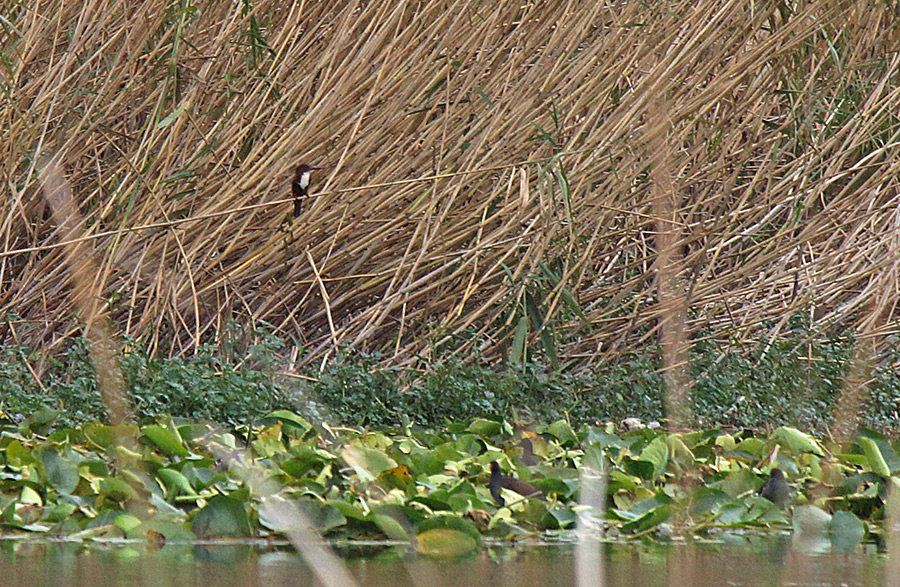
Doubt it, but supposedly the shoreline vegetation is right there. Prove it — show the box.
[0,318,891,433]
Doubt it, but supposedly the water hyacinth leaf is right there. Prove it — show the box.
[415,528,478,558]
[621,504,672,534]
[466,418,502,437]
[714,503,749,526]
[36,446,80,495]
[608,470,638,493]
[735,437,766,458]
[718,468,759,498]
[380,465,413,490]
[417,515,482,546]
[548,421,577,446]
[259,499,346,535]
[100,478,137,502]
[157,468,196,496]
[191,495,252,538]
[409,495,453,511]
[531,476,570,498]
[454,434,482,456]
[858,437,891,478]
[715,434,737,452]
[142,425,191,458]
[520,499,557,529]
[624,458,655,481]
[409,451,445,475]
[84,422,116,449]
[22,408,60,435]
[373,511,410,541]
[859,433,900,474]
[327,500,369,521]
[771,427,825,456]
[640,435,668,479]
[114,513,142,533]
[342,445,397,482]
[793,505,832,537]
[257,410,313,434]
[280,448,329,478]
[6,439,34,466]
[667,435,694,464]
[690,487,733,516]
[42,502,76,523]
[584,427,632,450]
[448,493,485,512]
[548,506,577,527]
[829,511,866,552]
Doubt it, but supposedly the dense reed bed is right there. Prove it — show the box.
[3,0,900,371]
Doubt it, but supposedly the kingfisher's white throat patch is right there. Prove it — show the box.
[298,171,311,189]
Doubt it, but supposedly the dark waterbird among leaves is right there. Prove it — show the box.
[489,461,544,507]
[759,468,790,507]
[519,437,538,466]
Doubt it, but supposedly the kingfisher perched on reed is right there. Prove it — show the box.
[292,164,322,217]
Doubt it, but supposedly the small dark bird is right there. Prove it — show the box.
[292,164,323,217]
[489,461,544,507]
[519,437,538,467]
[759,468,791,507]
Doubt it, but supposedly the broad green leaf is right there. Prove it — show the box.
[640,435,668,479]
[84,422,116,449]
[191,495,252,538]
[417,515,482,546]
[718,468,758,498]
[257,410,313,434]
[690,487,733,516]
[100,478,136,502]
[6,439,34,466]
[548,421,577,446]
[157,468,197,496]
[771,427,825,456]
[113,513,142,533]
[327,500,369,521]
[415,528,478,558]
[466,418,502,436]
[42,502,76,523]
[341,445,397,482]
[829,511,866,552]
[859,437,891,477]
[793,505,832,536]
[621,504,672,534]
[142,425,190,458]
[715,434,737,452]
[373,512,410,541]
[36,446,79,495]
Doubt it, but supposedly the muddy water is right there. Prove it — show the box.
[0,536,884,587]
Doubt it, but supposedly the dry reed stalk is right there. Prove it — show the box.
[37,158,134,426]
[1,0,899,380]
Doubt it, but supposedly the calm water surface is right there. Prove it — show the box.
[0,537,885,587]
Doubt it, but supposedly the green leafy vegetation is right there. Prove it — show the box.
[0,410,890,555]
[0,316,893,433]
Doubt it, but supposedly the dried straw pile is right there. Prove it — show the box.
[3,0,900,368]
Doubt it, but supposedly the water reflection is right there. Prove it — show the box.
[0,537,884,587]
